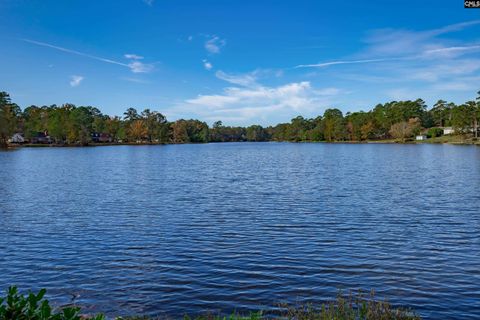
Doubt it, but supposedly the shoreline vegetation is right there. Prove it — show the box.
[7,136,480,149]
[1,287,420,320]
[1,90,479,149]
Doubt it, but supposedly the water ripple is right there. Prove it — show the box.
[1,143,479,319]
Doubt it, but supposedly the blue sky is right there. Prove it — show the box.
[1,0,479,126]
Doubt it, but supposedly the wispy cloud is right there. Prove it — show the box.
[69,75,84,87]
[128,60,154,73]
[215,69,283,87]
[430,20,480,36]
[124,53,144,60]
[172,80,342,124]
[296,20,480,69]
[215,70,258,87]
[205,36,226,54]
[422,45,480,57]
[295,45,480,69]
[23,39,154,73]
[295,57,408,68]
[290,20,480,110]
[23,38,128,67]
[363,19,480,57]
[124,53,153,73]
[143,0,154,6]
[203,59,213,70]
[401,58,480,82]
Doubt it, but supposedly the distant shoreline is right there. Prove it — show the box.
[2,91,480,149]
[5,136,480,149]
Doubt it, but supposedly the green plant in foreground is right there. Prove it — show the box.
[281,291,420,320]
[0,286,104,320]
[182,311,263,320]
[2,287,420,320]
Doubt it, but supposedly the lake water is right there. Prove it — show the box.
[1,143,479,319]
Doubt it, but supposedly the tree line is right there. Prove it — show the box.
[1,90,479,148]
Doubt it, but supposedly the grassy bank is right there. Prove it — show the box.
[419,135,480,145]
[1,287,420,320]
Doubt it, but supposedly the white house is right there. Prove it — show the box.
[416,135,427,141]
[443,127,455,135]
[9,133,25,143]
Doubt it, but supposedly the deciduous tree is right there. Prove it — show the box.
[0,92,21,147]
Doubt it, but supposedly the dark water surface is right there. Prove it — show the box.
[1,143,479,319]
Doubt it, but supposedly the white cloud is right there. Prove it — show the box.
[407,59,480,82]
[203,59,213,70]
[24,38,129,67]
[292,20,480,107]
[125,54,153,73]
[176,80,341,124]
[124,53,144,60]
[363,20,480,57]
[296,20,480,69]
[296,58,407,68]
[430,20,480,35]
[295,44,480,69]
[128,60,154,73]
[187,94,239,108]
[205,36,226,54]
[23,39,154,74]
[69,75,84,87]
[215,69,284,87]
[422,45,480,58]
[215,70,258,87]
[143,0,154,6]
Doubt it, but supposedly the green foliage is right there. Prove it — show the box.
[246,125,268,141]
[0,286,104,320]
[180,312,263,320]
[426,127,443,138]
[1,288,419,320]
[1,89,480,146]
[123,108,140,122]
[119,292,420,320]
[430,100,451,127]
[209,121,246,142]
[322,108,345,141]
[280,291,420,320]
[451,101,477,134]
[0,92,21,147]
[345,111,370,141]
[69,107,95,145]
[171,119,209,143]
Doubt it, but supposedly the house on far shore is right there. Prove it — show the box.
[31,131,51,144]
[443,127,455,135]
[9,133,25,144]
[91,132,113,143]
[416,135,427,141]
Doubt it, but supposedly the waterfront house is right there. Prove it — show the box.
[91,132,113,143]
[416,135,427,141]
[31,131,51,144]
[9,133,25,144]
[443,127,455,135]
